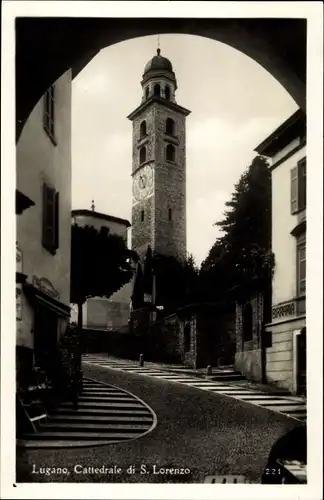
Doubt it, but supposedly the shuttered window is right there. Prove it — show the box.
[291,157,306,214]
[42,183,59,253]
[298,158,306,211]
[291,166,298,213]
[43,85,56,142]
[297,234,306,296]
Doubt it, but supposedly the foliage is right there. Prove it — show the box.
[200,155,275,302]
[137,248,200,315]
[70,224,134,327]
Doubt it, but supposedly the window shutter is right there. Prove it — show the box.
[298,159,306,211]
[50,86,55,136]
[291,166,298,214]
[43,93,49,131]
[42,183,48,247]
[54,191,59,250]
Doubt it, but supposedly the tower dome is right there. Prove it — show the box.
[140,48,178,102]
[143,48,173,75]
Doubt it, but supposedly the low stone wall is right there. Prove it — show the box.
[235,349,262,382]
[180,315,197,369]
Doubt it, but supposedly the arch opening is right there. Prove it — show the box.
[153,84,161,98]
[166,117,175,136]
[166,144,176,162]
[139,146,147,164]
[16,20,306,140]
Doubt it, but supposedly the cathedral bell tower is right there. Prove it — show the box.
[127,48,191,265]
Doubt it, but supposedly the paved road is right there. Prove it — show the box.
[16,364,300,484]
[83,354,306,423]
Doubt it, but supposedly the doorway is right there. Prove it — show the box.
[297,327,306,396]
[33,304,58,366]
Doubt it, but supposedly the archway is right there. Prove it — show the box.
[16,17,306,141]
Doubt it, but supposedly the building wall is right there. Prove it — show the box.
[271,142,306,305]
[131,101,187,262]
[72,213,128,243]
[235,294,264,382]
[131,106,156,261]
[71,211,132,329]
[154,103,187,262]
[265,140,306,393]
[16,70,72,349]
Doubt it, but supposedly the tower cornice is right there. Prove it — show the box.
[127,96,191,121]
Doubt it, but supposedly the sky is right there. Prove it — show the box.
[72,34,298,266]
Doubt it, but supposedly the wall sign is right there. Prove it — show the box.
[272,301,295,320]
[32,275,60,300]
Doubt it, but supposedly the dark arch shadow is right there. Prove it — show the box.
[16,17,306,141]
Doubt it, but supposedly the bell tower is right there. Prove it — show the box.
[127,48,191,264]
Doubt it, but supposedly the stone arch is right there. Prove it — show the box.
[16,18,306,140]
[165,85,171,100]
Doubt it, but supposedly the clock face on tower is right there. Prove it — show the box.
[132,164,154,203]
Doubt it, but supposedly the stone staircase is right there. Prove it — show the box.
[17,378,156,448]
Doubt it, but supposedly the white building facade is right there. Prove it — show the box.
[71,209,133,331]
[16,70,72,385]
[255,109,306,395]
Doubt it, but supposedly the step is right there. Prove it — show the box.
[258,399,306,406]
[52,408,152,417]
[81,392,129,397]
[40,422,150,432]
[81,386,121,391]
[50,414,153,423]
[78,396,137,403]
[262,405,306,412]
[22,431,142,440]
[59,401,145,409]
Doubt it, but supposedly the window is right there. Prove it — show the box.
[145,87,149,100]
[42,183,59,253]
[154,84,161,97]
[166,144,175,162]
[139,146,146,164]
[43,85,56,142]
[165,85,171,100]
[291,157,306,213]
[141,210,144,222]
[168,208,172,221]
[140,121,147,138]
[297,233,306,296]
[166,118,175,136]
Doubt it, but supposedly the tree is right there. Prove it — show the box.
[200,155,274,303]
[146,251,200,315]
[70,224,135,328]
